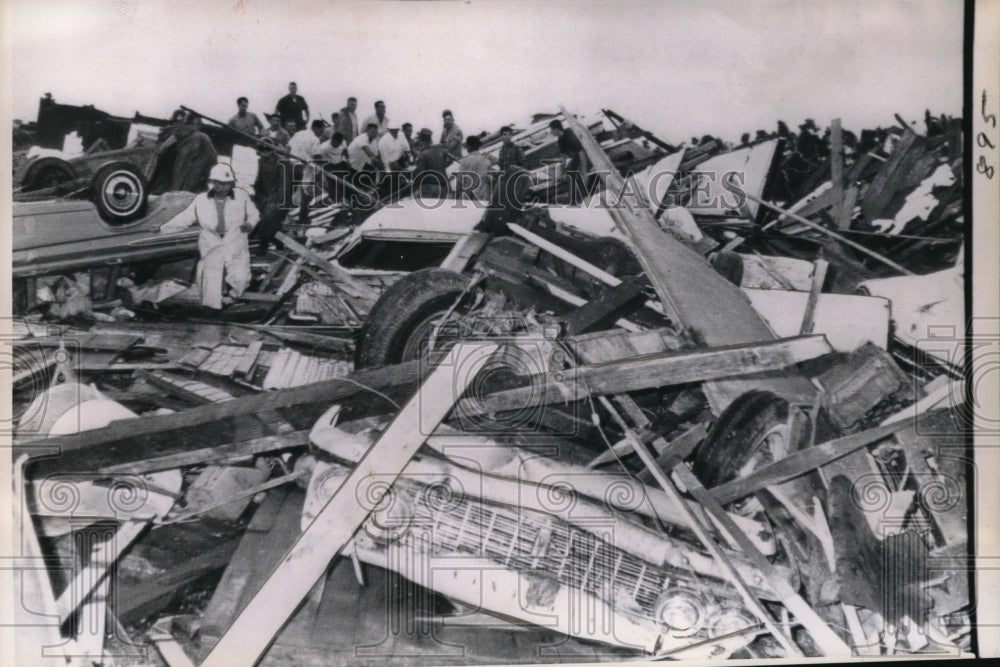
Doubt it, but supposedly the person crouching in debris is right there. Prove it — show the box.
[158,164,260,310]
[549,119,590,205]
[412,128,451,201]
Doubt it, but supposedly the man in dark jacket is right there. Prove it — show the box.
[151,111,217,194]
[336,96,359,144]
[275,82,310,131]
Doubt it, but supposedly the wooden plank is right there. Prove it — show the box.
[859,130,920,221]
[459,335,832,416]
[562,279,647,335]
[112,538,241,622]
[837,184,858,231]
[201,342,500,667]
[440,231,491,272]
[274,232,377,302]
[799,259,829,334]
[12,333,143,352]
[234,341,263,377]
[709,418,919,505]
[830,119,846,229]
[96,431,310,475]
[17,358,427,473]
[237,292,280,303]
[138,370,230,405]
[200,488,301,642]
[745,193,915,275]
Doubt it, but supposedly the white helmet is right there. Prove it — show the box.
[209,163,236,182]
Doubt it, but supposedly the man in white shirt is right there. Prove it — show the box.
[377,125,411,171]
[288,119,325,162]
[159,164,259,309]
[287,120,325,222]
[318,131,349,168]
[348,123,382,173]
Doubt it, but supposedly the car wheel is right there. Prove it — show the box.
[91,161,148,224]
[21,157,76,192]
[355,268,473,369]
[692,390,802,489]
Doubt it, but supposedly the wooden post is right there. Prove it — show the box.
[744,193,915,275]
[708,418,918,505]
[274,231,378,302]
[456,335,833,416]
[799,258,829,334]
[830,119,846,229]
[200,342,499,667]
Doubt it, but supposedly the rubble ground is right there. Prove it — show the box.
[9,104,973,664]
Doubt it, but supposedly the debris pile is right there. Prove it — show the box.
[8,100,972,664]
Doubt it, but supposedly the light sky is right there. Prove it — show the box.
[8,0,964,145]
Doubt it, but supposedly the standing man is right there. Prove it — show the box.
[440,109,463,160]
[262,114,291,146]
[275,81,309,131]
[153,111,217,193]
[456,136,495,202]
[288,120,326,223]
[228,97,264,136]
[362,100,390,138]
[549,119,590,204]
[159,164,259,310]
[337,96,359,144]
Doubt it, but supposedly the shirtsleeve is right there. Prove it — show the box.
[159,196,200,233]
[241,190,261,230]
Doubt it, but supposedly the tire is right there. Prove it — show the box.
[692,390,795,488]
[355,268,472,369]
[91,161,148,224]
[21,157,76,191]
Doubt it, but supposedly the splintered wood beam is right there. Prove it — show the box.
[830,119,846,229]
[744,193,915,275]
[799,258,829,335]
[457,334,832,416]
[97,431,311,475]
[708,417,919,505]
[18,359,426,474]
[562,279,647,334]
[200,342,499,667]
[274,231,378,302]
